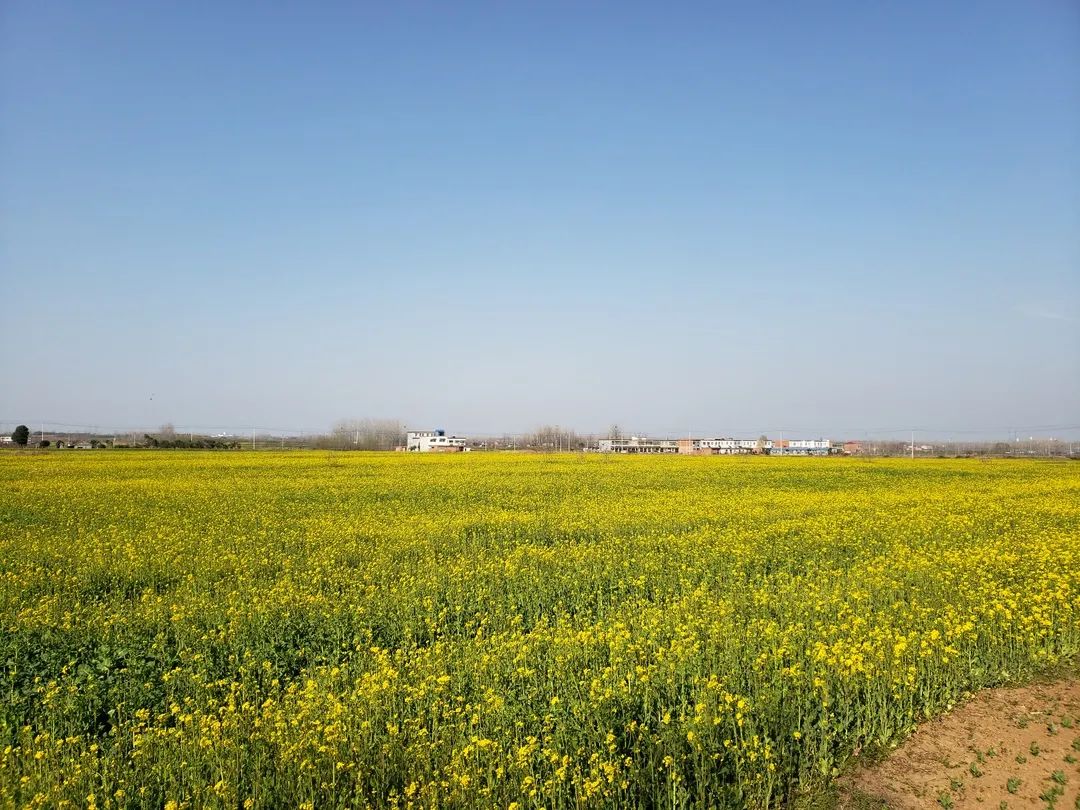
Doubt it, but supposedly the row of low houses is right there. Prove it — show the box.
[402,429,854,455]
[1,435,97,449]
[596,437,835,455]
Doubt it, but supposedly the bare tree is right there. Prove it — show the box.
[317,419,405,450]
[526,425,582,452]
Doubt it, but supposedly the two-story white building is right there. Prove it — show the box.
[406,430,468,452]
[694,438,772,454]
[773,439,831,455]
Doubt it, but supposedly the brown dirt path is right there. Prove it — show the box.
[841,679,1080,809]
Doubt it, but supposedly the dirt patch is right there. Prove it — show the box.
[842,679,1080,809]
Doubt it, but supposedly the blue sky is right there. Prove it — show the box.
[2,1,1078,439]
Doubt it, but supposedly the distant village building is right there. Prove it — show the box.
[842,441,863,455]
[773,439,831,455]
[696,438,773,454]
[598,436,830,455]
[676,439,704,454]
[671,438,772,455]
[406,430,468,452]
[597,437,680,454]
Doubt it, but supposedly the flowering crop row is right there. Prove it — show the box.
[1,452,1077,808]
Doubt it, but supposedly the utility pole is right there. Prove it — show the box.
[252,428,256,451]
[911,430,915,460]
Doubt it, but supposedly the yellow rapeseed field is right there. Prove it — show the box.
[1,451,1078,808]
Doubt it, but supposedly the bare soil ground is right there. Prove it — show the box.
[841,678,1080,809]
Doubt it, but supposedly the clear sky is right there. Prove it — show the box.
[2,2,1078,439]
